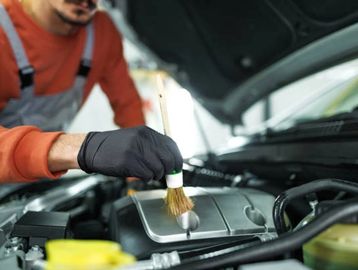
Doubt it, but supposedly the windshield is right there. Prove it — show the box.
[240,58,358,134]
[272,75,358,131]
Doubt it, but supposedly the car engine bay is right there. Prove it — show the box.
[1,0,358,269]
[1,158,358,269]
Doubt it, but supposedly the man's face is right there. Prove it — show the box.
[48,0,98,26]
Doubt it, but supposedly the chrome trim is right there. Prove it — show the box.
[23,175,103,213]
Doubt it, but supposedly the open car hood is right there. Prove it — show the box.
[111,0,358,124]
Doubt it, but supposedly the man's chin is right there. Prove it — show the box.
[56,11,94,26]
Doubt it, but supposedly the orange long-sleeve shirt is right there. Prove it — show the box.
[0,0,145,182]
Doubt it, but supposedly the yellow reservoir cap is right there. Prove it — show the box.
[46,240,135,270]
[304,224,358,270]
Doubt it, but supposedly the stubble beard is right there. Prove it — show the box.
[55,9,94,26]
[55,0,97,26]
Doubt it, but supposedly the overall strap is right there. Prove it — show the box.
[77,22,95,77]
[0,3,34,91]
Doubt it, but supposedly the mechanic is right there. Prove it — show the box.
[0,0,183,182]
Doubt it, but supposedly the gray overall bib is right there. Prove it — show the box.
[0,3,95,131]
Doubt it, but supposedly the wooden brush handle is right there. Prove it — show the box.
[156,73,172,137]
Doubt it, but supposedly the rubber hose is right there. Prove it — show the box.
[273,178,358,234]
[168,198,358,270]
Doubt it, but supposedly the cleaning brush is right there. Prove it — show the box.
[156,73,194,216]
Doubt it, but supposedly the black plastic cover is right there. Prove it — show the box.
[11,211,70,247]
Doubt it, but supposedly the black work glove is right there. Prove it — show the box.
[77,126,183,180]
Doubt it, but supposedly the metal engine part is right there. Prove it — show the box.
[109,187,277,258]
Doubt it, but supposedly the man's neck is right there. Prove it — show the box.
[21,0,79,35]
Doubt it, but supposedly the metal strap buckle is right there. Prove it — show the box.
[18,65,35,90]
[77,59,92,77]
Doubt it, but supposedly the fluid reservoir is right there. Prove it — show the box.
[303,224,358,270]
[46,240,135,270]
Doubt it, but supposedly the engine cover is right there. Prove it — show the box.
[109,187,276,258]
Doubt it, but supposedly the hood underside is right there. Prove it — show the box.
[113,0,358,124]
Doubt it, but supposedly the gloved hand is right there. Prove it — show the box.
[77,126,183,180]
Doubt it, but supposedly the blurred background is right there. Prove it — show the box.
[68,36,358,159]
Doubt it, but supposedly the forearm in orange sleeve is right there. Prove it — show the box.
[0,126,65,183]
[98,17,145,128]
[112,74,146,128]
[100,59,145,128]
